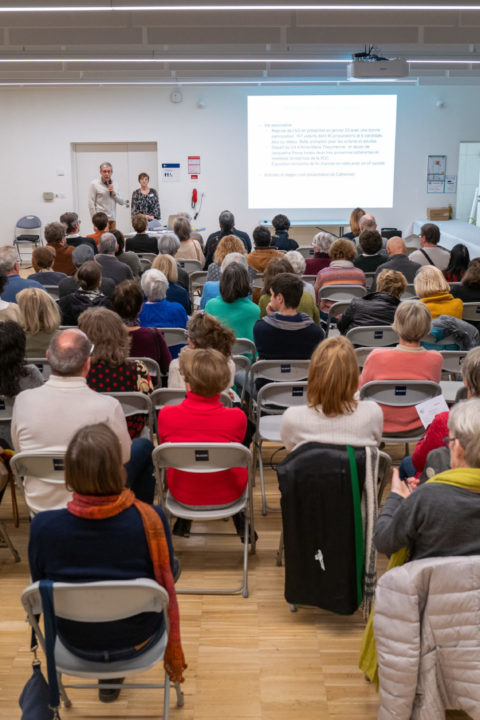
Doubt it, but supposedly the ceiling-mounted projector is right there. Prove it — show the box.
[348,45,409,79]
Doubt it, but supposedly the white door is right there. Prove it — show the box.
[72,142,158,234]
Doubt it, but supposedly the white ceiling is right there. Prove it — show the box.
[2,1,480,85]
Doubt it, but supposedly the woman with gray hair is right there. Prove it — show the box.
[139,269,188,357]
[375,397,480,560]
[285,250,316,300]
[200,252,251,309]
[304,231,334,275]
[158,232,189,292]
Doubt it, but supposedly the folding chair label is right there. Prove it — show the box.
[394,386,407,396]
[195,450,210,462]
[53,459,65,471]
[292,386,304,397]
[0,399,5,410]
[280,364,292,373]
[374,331,384,339]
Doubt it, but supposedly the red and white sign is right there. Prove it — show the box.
[188,155,201,175]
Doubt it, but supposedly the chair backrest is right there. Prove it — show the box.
[302,275,317,286]
[346,325,399,348]
[22,578,169,624]
[422,333,458,347]
[152,387,232,413]
[42,285,60,300]
[232,337,256,358]
[359,380,442,406]
[153,441,252,475]
[248,359,310,387]
[354,346,375,369]
[137,252,157,262]
[440,350,467,378]
[232,354,251,374]
[139,257,152,273]
[103,391,154,440]
[28,357,51,381]
[400,284,418,300]
[176,259,203,274]
[156,327,187,348]
[318,284,366,302]
[10,451,66,486]
[16,215,42,230]
[325,300,351,336]
[296,246,314,258]
[462,302,480,323]
[256,381,308,416]
[127,356,161,386]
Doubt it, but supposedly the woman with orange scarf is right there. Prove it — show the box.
[28,423,186,703]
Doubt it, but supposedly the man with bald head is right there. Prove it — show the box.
[372,236,421,289]
[12,328,153,513]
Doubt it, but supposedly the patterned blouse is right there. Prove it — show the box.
[87,359,153,438]
[131,188,161,219]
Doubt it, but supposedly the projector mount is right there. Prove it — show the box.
[353,45,389,62]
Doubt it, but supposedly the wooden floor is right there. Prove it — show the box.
[0,443,470,720]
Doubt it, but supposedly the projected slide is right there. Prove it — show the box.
[248,95,397,209]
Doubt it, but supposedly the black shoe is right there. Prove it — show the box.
[98,677,124,703]
[232,512,258,544]
[172,518,191,538]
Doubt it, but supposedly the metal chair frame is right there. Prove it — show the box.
[245,359,310,421]
[10,450,67,517]
[127,356,162,387]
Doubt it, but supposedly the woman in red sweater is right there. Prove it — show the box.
[157,347,248,535]
[359,301,443,435]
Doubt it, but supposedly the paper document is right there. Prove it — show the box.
[416,395,449,429]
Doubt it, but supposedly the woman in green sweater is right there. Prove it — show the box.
[205,262,260,341]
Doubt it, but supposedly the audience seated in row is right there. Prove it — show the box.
[270,214,298,252]
[157,232,190,291]
[139,269,188,336]
[450,257,480,303]
[258,257,319,324]
[127,213,159,255]
[353,230,388,273]
[284,250,316,300]
[247,226,284,277]
[151,254,191,314]
[58,260,112,326]
[33,222,76,277]
[0,267,22,322]
[58,244,115,299]
[414,264,463,319]
[87,211,108,247]
[17,287,61,357]
[96,233,133,285]
[206,234,256,283]
[338,269,406,335]
[205,262,260,342]
[408,222,451,271]
[174,216,205,265]
[204,210,252,268]
[372,236,421,288]
[0,246,43,303]
[61,211,98,255]
[28,246,68,286]
[304,231,334,275]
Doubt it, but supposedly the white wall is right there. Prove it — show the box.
[1,83,479,246]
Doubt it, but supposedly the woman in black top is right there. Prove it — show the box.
[450,258,480,302]
[131,172,161,220]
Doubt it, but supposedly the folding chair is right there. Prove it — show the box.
[10,451,66,516]
[252,275,265,290]
[0,464,20,562]
[139,257,152,273]
[302,274,317,286]
[325,300,351,337]
[346,325,399,348]
[462,302,480,324]
[42,285,60,300]
[156,327,188,356]
[252,381,309,515]
[364,272,376,291]
[440,350,466,379]
[400,284,418,301]
[28,357,51,381]
[136,252,157,263]
[232,337,256,359]
[14,214,42,265]
[354,346,375,369]
[245,359,310,421]
[189,271,208,307]
[359,380,442,452]
[296,246,314,258]
[0,395,20,527]
[21,579,184,718]
[152,442,255,597]
[104,391,154,442]
[318,284,366,302]
[176,259,203,274]
[128,356,161,387]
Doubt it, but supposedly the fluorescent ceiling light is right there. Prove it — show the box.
[0,4,479,11]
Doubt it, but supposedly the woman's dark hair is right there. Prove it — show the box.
[445,243,470,279]
[462,258,480,289]
[272,214,290,232]
[0,272,8,295]
[113,280,144,320]
[112,229,125,255]
[0,321,28,396]
[77,261,101,291]
[219,262,250,303]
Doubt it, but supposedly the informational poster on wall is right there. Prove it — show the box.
[161,163,180,182]
[427,155,446,193]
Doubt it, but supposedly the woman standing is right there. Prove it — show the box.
[131,172,161,220]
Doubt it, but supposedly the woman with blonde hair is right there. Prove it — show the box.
[78,307,153,439]
[414,265,463,319]
[173,216,204,264]
[152,254,191,313]
[280,336,383,453]
[343,207,366,241]
[206,234,255,282]
[17,287,61,357]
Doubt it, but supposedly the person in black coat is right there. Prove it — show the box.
[354,230,388,273]
[58,261,112,326]
[271,214,299,252]
[126,213,159,255]
[338,269,407,335]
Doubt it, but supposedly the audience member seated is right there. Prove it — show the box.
[247,226,284,275]
[127,213,159,255]
[168,311,236,391]
[17,287,61,357]
[359,301,442,436]
[157,233,189,291]
[314,238,366,319]
[258,257,317,324]
[354,230,388,273]
[112,229,141,279]
[285,250,316,299]
[35,222,75,276]
[28,246,67,286]
[58,245,115,300]
[304,232,334,275]
[408,222,451,271]
[205,262,260,342]
[355,214,379,244]
[200,252,251,310]
[58,261,112,326]
[280,336,383,453]
[96,233,134,285]
[60,211,97,254]
[157,348,248,539]
[271,214,298,252]
[86,211,108,247]
[0,269,22,322]
[78,307,153,439]
[338,269,406,336]
[28,422,185,704]
[400,346,480,481]
[414,264,463,319]
[373,236,421,289]
[254,273,323,362]
[374,398,480,560]
[11,329,133,512]
[450,257,480,303]
[342,207,365,242]
[173,216,205,264]
[204,210,252,268]
[152,254,191,314]
[0,246,43,302]
[113,280,171,375]
[443,243,470,283]
[139,270,188,360]
[0,321,43,449]
[206,234,256,283]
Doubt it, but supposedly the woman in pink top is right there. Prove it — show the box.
[359,301,442,435]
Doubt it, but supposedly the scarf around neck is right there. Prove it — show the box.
[67,488,186,683]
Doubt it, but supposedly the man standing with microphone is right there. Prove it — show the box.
[88,162,126,231]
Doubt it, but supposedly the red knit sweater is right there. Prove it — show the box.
[412,411,449,473]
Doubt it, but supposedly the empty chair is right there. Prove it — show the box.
[318,284,366,302]
[176,259,203,274]
[14,214,42,264]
